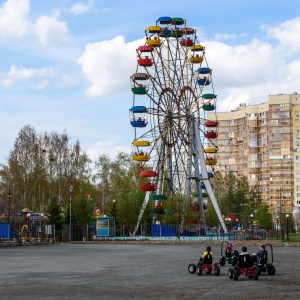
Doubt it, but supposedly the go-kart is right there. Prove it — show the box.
[219,241,239,266]
[188,256,220,276]
[254,243,276,275]
[228,254,259,281]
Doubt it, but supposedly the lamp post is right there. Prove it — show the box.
[27,213,31,241]
[69,186,73,242]
[250,213,253,227]
[8,184,11,224]
[39,213,44,242]
[250,213,254,239]
[286,214,289,242]
[276,215,279,239]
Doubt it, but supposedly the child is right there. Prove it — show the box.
[225,243,234,257]
[252,244,268,264]
[199,246,213,264]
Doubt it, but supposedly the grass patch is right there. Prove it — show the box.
[288,233,300,242]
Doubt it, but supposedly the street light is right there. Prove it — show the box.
[27,213,31,242]
[8,184,11,224]
[69,186,73,242]
[250,213,254,239]
[286,214,289,241]
[276,215,279,239]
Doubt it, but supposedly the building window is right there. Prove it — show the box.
[297,178,300,182]
[296,119,299,123]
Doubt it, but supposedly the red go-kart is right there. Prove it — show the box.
[188,254,220,276]
[228,254,259,281]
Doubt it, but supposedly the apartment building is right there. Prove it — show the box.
[206,93,300,217]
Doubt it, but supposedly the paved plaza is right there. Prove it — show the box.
[1,243,300,299]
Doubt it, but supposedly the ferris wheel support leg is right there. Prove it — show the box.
[194,120,228,234]
[179,119,194,237]
[191,120,207,234]
[133,191,151,236]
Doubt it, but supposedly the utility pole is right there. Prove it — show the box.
[69,186,73,242]
[8,184,11,224]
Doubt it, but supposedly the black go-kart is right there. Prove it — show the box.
[254,243,276,276]
[219,241,239,266]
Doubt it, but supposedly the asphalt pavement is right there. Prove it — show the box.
[1,243,300,299]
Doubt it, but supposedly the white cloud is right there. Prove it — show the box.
[2,65,55,87]
[68,1,94,15]
[0,0,32,38]
[35,9,73,47]
[84,140,131,161]
[55,73,77,89]
[0,0,73,47]
[199,19,300,110]
[1,65,77,90]
[214,32,247,41]
[207,39,282,87]
[78,36,143,97]
[33,80,49,91]
[262,17,300,56]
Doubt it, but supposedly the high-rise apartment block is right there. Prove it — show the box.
[207,93,300,217]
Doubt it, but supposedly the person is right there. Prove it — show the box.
[252,244,268,264]
[225,243,235,258]
[236,246,253,268]
[199,246,213,264]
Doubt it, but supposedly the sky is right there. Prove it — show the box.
[1,0,300,163]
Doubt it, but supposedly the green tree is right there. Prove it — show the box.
[94,152,149,226]
[204,199,219,228]
[47,198,64,230]
[253,203,273,229]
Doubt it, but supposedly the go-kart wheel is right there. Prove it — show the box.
[228,268,233,279]
[267,265,276,275]
[254,268,259,280]
[197,265,203,276]
[256,266,262,276]
[233,268,239,281]
[214,266,220,276]
[188,263,196,274]
[219,257,226,266]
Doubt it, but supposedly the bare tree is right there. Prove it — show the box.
[0,125,91,213]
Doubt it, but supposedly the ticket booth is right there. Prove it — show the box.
[96,216,115,237]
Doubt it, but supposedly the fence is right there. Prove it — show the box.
[1,222,284,243]
[0,222,56,244]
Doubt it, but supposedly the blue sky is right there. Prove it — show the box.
[1,0,300,163]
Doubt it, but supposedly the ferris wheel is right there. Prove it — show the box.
[129,16,227,235]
